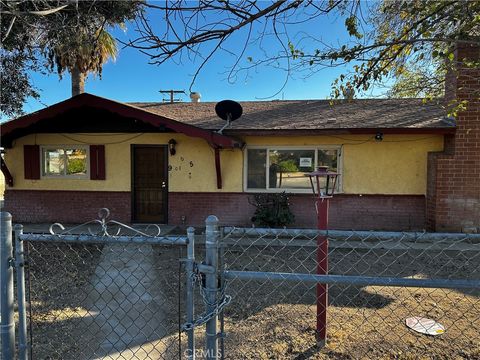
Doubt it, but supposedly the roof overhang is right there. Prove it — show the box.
[223,127,456,136]
[0,93,244,149]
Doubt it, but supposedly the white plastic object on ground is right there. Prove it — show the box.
[405,316,445,336]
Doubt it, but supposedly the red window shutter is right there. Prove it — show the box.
[24,145,40,180]
[90,145,106,180]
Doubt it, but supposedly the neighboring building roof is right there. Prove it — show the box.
[130,98,455,134]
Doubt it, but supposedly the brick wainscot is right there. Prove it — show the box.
[5,190,425,231]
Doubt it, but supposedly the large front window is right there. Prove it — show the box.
[246,147,341,192]
[42,146,88,178]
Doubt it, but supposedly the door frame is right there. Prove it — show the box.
[131,144,169,223]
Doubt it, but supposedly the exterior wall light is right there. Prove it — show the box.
[168,139,177,156]
[305,165,340,348]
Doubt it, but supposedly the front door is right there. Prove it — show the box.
[132,145,168,223]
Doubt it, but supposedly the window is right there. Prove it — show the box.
[245,146,341,192]
[41,146,88,178]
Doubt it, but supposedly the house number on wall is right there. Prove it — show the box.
[168,160,194,175]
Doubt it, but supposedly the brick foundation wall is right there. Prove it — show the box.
[426,43,480,232]
[4,189,425,231]
[4,190,131,224]
[169,192,426,230]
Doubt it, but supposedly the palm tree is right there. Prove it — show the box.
[50,29,117,96]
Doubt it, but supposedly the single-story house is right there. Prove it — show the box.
[1,43,479,232]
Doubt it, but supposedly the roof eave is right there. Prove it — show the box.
[222,127,455,136]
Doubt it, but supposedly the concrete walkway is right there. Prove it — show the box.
[77,243,174,360]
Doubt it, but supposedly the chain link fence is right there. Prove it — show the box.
[18,229,189,360]
[219,228,480,359]
[2,210,480,359]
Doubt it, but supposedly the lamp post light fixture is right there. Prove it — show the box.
[305,166,339,348]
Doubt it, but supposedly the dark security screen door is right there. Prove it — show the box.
[132,145,168,223]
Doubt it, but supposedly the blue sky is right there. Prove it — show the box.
[22,4,376,115]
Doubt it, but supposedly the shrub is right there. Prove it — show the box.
[67,158,86,174]
[250,192,295,227]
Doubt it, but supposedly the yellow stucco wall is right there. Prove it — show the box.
[0,173,4,199]
[245,135,444,194]
[5,133,242,192]
[4,133,444,195]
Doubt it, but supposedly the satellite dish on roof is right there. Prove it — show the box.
[215,100,243,134]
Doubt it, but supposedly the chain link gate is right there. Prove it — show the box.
[1,209,202,360]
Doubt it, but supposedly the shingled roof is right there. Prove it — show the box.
[129,98,455,134]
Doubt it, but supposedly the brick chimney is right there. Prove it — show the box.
[426,41,480,232]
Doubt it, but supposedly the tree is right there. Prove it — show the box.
[50,29,118,96]
[0,51,40,118]
[126,0,479,103]
[0,0,142,116]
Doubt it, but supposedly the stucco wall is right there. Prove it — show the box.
[245,134,444,195]
[5,133,242,192]
[4,133,444,195]
[0,173,4,199]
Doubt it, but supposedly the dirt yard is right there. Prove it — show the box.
[219,241,480,359]
[23,238,479,359]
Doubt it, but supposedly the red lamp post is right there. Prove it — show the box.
[306,166,339,348]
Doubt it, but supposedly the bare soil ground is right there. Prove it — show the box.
[23,240,479,360]
[219,244,480,359]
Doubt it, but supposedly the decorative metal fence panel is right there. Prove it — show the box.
[219,228,480,360]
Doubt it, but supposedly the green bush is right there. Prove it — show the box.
[250,192,295,227]
[278,159,299,172]
[67,158,86,174]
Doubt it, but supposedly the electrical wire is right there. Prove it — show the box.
[59,133,146,145]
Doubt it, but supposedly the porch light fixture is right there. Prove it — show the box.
[306,166,339,198]
[168,139,177,156]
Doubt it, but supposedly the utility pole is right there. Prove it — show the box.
[159,89,186,103]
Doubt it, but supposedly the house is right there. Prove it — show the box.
[1,43,478,232]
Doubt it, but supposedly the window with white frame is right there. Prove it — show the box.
[245,146,341,192]
[41,146,88,178]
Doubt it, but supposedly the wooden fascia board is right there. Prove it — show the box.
[223,127,456,136]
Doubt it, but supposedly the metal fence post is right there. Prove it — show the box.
[1,212,15,359]
[15,224,28,360]
[218,227,225,360]
[205,215,219,360]
[186,227,196,360]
